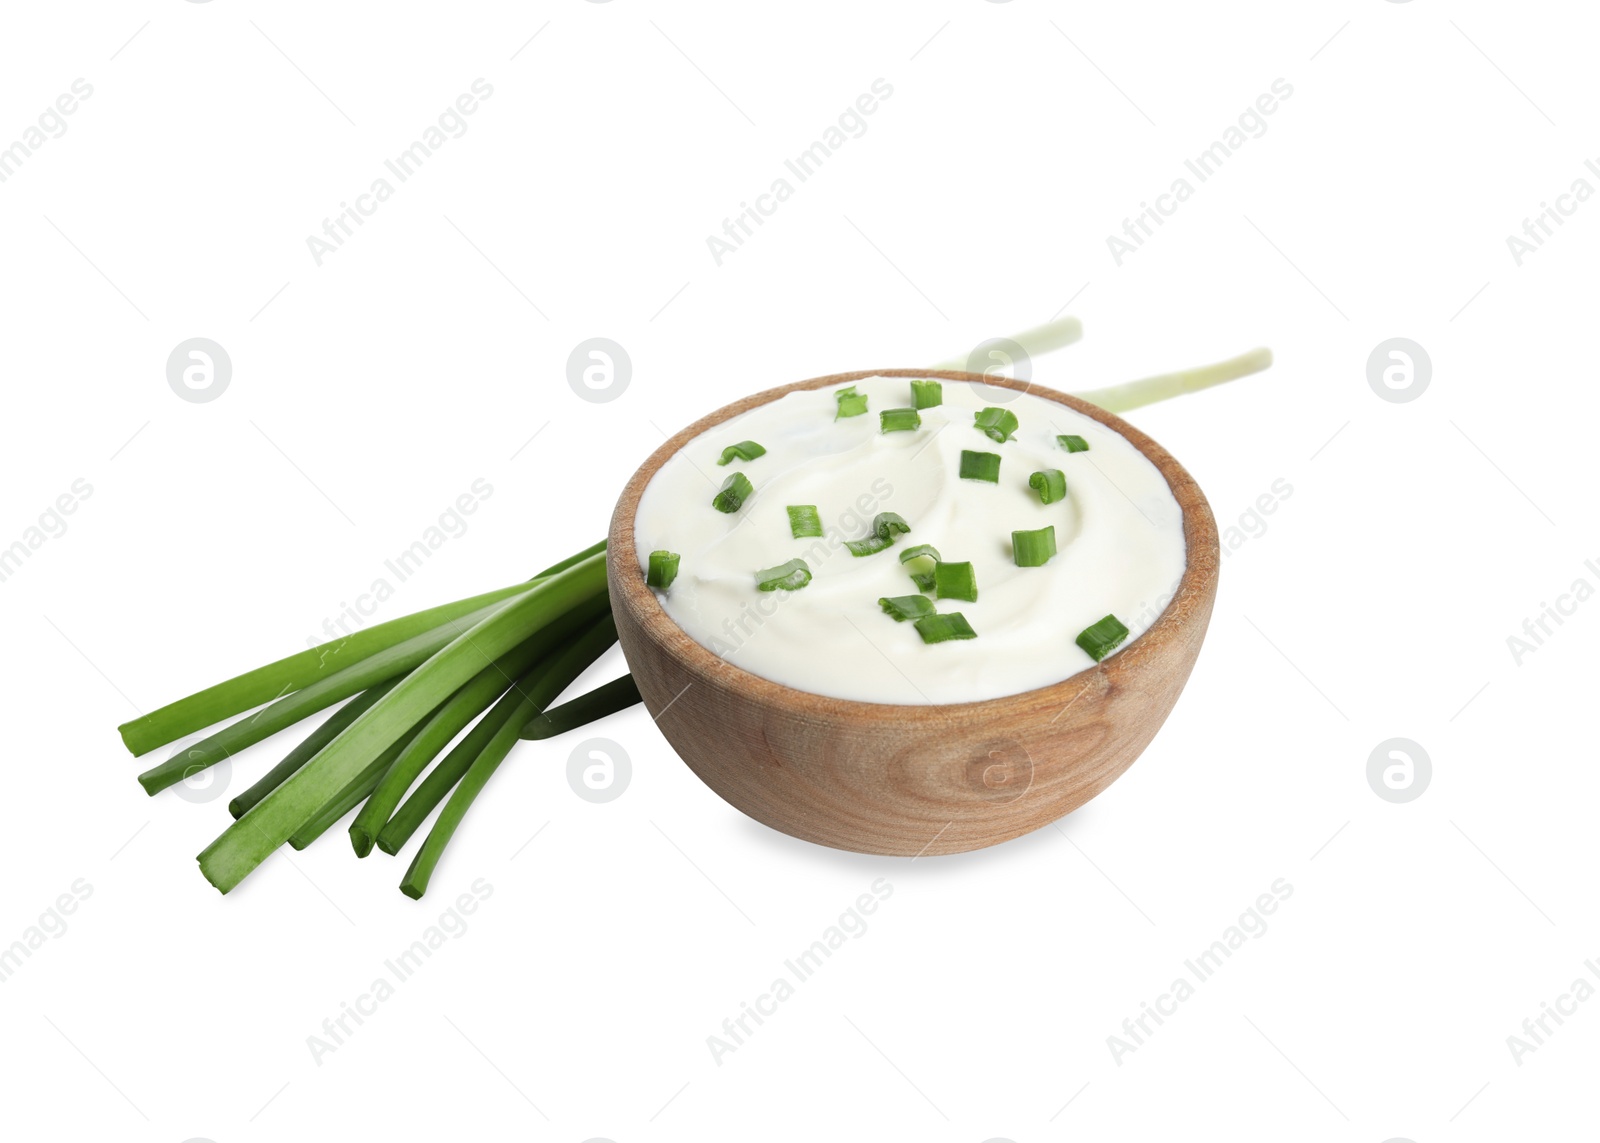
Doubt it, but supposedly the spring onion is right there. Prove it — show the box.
[227,678,399,820]
[520,674,642,740]
[974,407,1019,444]
[787,505,823,538]
[197,552,609,894]
[717,440,766,465]
[534,539,607,577]
[835,385,868,419]
[399,614,619,899]
[647,550,680,590]
[345,602,604,857]
[713,471,753,513]
[843,512,911,557]
[756,558,812,591]
[910,378,942,409]
[1012,526,1057,567]
[1057,434,1089,453]
[1076,614,1130,662]
[137,594,525,795]
[375,686,522,857]
[1069,347,1273,414]
[878,595,936,622]
[1028,469,1067,504]
[934,561,978,603]
[914,613,977,644]
[929,315,1083,372]
[959,450,1001,482]
[289,764,388,850]
[880,407,921,433]
[116,579,539,758]
[289,722,427,851]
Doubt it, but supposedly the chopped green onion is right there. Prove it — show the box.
[847,535,893,557]
[844,512,912,557]
[874,512,911,539]
[910,379,943,409]
[934,561,978,603]
[835,385,868,419]
[1028,469,1067,504]
[878,595,936,622]
[974,407,1019,444]
[1076,614,1130,662]
[646,550,680,590]
[899,544,940,593]
[959,450,1001,482]
[1012,526,1057,567]
[756,558,812,591]
[713,471,753,513]
[880,407,921,433]
[1057,434,1089,453]
[716,440,767,465]
[787,504,823,538]
[914,612,977,644]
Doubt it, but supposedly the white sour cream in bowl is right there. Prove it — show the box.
[632,375,1186,705]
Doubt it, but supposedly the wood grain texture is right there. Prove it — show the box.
[608,369,1220,857]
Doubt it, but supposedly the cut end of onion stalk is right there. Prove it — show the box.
[139,750,205,797]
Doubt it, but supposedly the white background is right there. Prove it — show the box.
[1,1,1595,1139]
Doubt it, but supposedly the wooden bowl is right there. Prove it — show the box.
[607,369,1219,857]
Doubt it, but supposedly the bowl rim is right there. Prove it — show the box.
[607,368,1220,722]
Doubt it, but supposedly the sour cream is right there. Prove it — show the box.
[633,376,1186,704]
